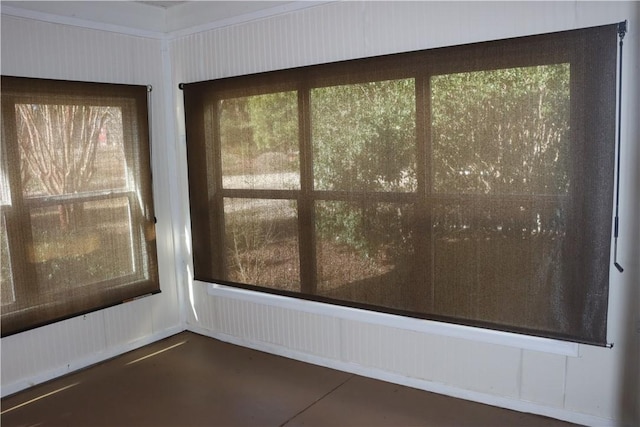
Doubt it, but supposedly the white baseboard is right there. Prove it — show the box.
[187,323,621,427]
[1,325,184,398]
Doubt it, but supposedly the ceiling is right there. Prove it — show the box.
[0,1,319,36]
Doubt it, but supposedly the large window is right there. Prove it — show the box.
[1,77,159,336]
[183,25,618,346]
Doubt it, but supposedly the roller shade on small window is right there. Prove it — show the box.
[1,77,160,336]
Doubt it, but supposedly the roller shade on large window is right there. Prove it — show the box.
[1,77,159,336]
[183,24,618,346]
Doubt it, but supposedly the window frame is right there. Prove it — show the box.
[1,76,160,336]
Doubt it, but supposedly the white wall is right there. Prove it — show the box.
[171,2,640,427]
[0,15,183,395]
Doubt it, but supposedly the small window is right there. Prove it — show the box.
[1,77,159,336]
[183,24,618,346]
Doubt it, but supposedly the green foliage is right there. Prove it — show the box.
[431,64,570,194]
[220,65,571,266]
[316,201,414,262]
[219,97,253,173]
[247,91,298,154]
[311,79,416,192]
[310,79,417,262]
[219,92,298,175]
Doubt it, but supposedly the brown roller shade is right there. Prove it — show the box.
[183,24,618,346]
[1,76,159,336]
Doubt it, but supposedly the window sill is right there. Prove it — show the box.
[205,282,580,357]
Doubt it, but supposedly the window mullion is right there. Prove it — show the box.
[415,73,434,311]
[297,86,317,295]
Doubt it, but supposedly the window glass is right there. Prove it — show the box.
[431,64,570,195]
[0,214,14,305]
[219,91,299,190]
[28,198,136,290]
[315,201,422,312]
[431,200,566,329]
[224,198,299,291]
[15,105,127,197]
[312,79,417,192]
[0,131,13,306]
